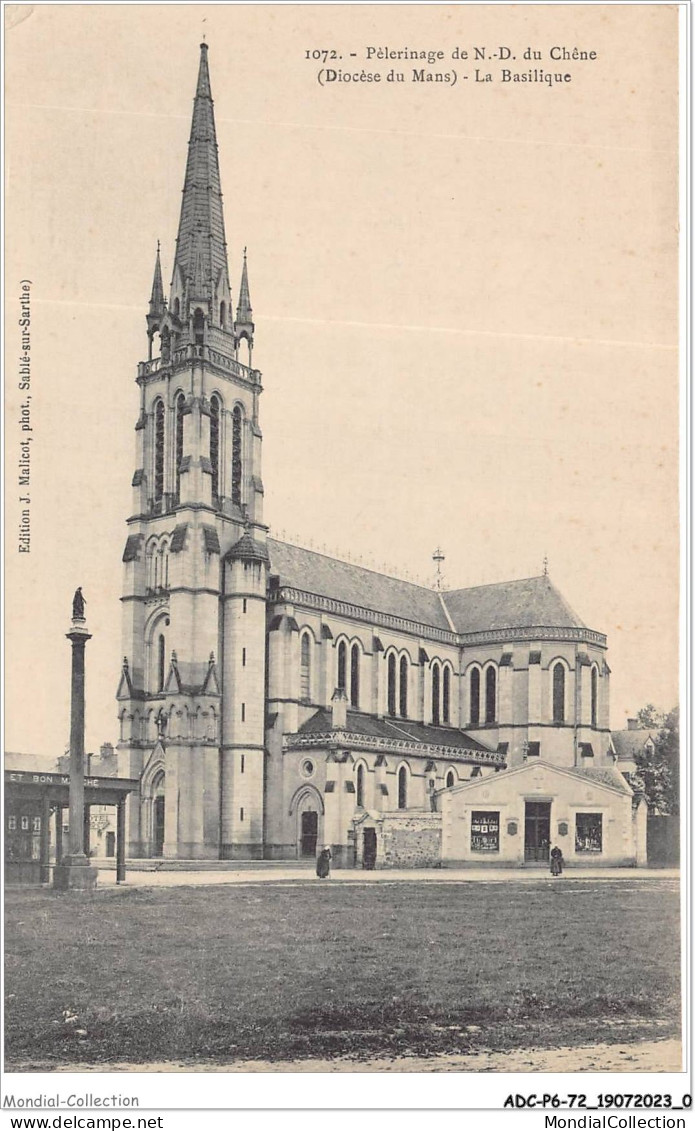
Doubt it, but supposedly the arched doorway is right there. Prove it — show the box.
[152,770,165,857]
[291,785,324,860]
[300,811,318,858]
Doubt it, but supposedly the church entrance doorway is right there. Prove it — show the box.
[154,796,165,857]
[300,811,318,858]
[524,801,551,862]
[363,827,377,870]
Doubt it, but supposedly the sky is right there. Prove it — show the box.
[4,4,680,757]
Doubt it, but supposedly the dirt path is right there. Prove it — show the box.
[25,1038,682,1074]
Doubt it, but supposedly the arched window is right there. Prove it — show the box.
[399,655,408,718]
[337,641,347,691]
[485,666,497,724]
[552,662,566,724]
[431,663,441,725]
[350,643,360,708]
[146,540,157,590]
[154,399,165,504]
[210,394,220,502]
[446,769,455,789]
[175,393,186,502]
[173,297,180,320]
[398,765,408,810]
[442,666,451,724]
[219,300,226,328]
[591,666,598,727]
[469,667,481,727]
[387,653,397,716]
[300,634,311,702]
[231,406,243,505]
[159,540,169,590]
[157,633,166,692]
[356,763,365,808]
[193,308,205,345]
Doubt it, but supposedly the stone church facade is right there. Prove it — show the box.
[116,45,646,868]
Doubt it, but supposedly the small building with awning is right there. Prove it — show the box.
[5,767,139,884]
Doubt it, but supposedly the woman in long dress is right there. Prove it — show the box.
[316,846,331,878]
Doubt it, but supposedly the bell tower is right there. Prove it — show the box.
[117,43,268,859]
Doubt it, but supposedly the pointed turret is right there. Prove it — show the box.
[170,43,231,326]
[146,242,166,358]
[147,242,165,330]
[237,248,253,323]
[235,247,254,359]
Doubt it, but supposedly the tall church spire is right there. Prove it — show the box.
[171,42,230,307]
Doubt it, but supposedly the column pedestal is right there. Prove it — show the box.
[53,856,98,890]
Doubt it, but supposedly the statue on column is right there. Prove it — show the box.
[72,587,86,620]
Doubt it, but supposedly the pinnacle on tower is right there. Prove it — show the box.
[234,246,254,359]
[147,241,165,334]
[236,248,253,323]
[171,42,230,310]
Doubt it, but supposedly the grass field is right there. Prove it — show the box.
[4,878,680,1067]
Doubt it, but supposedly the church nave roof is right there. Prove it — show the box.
[268,539,593,638]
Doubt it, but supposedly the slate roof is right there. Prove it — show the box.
[172,44,229,299]
[227,532,269,563]
[443,576,586,634]
[574,766,634,794]
[267,540,450,630]
[296,708,496,755]
[268,540,594,637]
[611,729,659,761]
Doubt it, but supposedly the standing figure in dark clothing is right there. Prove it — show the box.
[550,845,564,876]
[316,846,332,879]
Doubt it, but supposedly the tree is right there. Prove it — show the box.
[628,705,679,816]
[636,703,665,730]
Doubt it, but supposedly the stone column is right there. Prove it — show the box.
[54,603,98,890]
[116,797,127,883]
[54,806,63,863]
[40,792,51,884]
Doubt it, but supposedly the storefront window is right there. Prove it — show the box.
[471,811,500,852]
[575,812,603,853]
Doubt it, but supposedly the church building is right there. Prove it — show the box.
[116,44,646,869]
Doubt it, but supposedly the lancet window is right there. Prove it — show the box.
[210,394,221,502]
[300,633,311,702]
[231,406,243,505]
[431,663,441,725]
[154,399,165,505]
[469,667,481,727]
[387,653,397,716]
[175,393,186,502]
[350,644,360,708]
[553,662,566,724]
[399,656,409,718]
[337,641,347,692]
[442,666,451,724]
[485,666,497,725]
